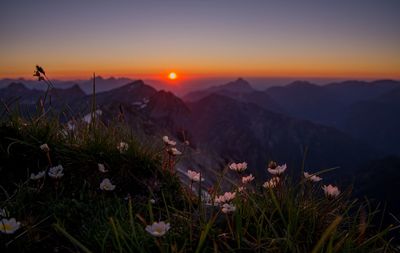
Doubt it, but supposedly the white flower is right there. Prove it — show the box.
[40,144,50,152]
[98,163,108,173]
[214,195,225,204]
[150,199,156,204]
[117,142,129,153]
[201,191,214,205]
[67,121,76,131]
[162,136,176,146]
[322,184,340,198]
[263,177,280,189]
[223,192,236,202]
[304,172,322,182]
[83,109,102,124]
[186,170,204,182]
[215,191,236,204]
[241,174,255,184]
[229,162,247,172]
[0,218,21,234]
[30,170,46,180]
[267,164,287,175]
[48,165,64,179]
[221,203,236,213]
[100,178,116,191]
[168,147,182,156]
[145,221,171,237]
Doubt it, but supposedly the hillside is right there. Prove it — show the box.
[187,94,375,179]
[0,113,398,252]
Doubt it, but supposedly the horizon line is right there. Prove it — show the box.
[1,75,399,82]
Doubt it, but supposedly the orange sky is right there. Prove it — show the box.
[1,1,399,81]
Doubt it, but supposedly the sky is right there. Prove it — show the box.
[1,0,399,81]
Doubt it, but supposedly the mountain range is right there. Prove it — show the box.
[3,78,399,178]
[185,78,400,155]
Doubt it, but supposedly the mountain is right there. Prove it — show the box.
[49,84,86,100]
[186,93,376,179]
[265,81,333,123]
[0,82,85,105]
[265,80,400,126]
[183,78,255,102]
[88,80,190,133]
[326,79,400,104]
[67,80,375,180]
[263,79,400,155]
[146,90,191,132]
[94,80,157,105]
[78,76,134,93]
[0,76,134,93]
[343,86,400,154]
[0,82,42,104]
[183,78,283,113]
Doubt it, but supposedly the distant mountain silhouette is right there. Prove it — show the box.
[0,82,85,106]
[0,76,134,93]
[183,78,283,112]
[79,76,134,93]
[183,78,254,102]
[343,85,400,154]
[265,80,400,128]
[49,84,86,98]
[0,82,42,104]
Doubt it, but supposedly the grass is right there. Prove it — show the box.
[0,114,398,252]
[0,72,399,252]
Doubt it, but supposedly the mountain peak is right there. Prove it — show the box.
[117,80,147,91]
[64,84,86,96]
[6,82,28,91]
[183,78,253,102]
[236,77,246,83]
[222,78,253,92]
[131,79,145,85]
[286,81,318,88]
[93,79,158,105]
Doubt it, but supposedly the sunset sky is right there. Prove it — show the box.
[1,0,399,80]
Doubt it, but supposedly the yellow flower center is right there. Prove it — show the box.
[154,227,163,234]
[1,223,14,232]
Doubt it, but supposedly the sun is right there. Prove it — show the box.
[168,72,177,80]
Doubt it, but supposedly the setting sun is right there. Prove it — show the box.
[168,72,177,80]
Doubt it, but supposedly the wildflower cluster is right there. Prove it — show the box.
[117,141,129,154]
[229,162,247,172]
[162,136,183,172]
[29,144,64,187]
[186,169,204,183]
